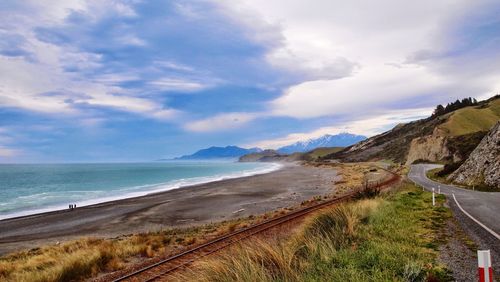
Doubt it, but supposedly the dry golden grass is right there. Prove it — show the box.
[331,163,379,193]
[178,239,299,282]
[176,199,381,282]
[0,216,269,282]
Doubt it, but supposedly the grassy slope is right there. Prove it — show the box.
[439,99,500,136]
[182,183,453,281]
[305,147,344,160]
[239,147,344,162]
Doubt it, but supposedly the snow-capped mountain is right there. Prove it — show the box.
[277,133,366,154]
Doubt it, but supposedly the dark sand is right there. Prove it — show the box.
[0,163,339,255]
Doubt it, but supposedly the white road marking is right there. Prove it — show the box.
[452,193,500,241]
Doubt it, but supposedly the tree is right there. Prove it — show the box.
[432,104,445,117]
[431,97,479,118]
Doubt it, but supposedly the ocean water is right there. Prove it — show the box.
[0,161,281,220]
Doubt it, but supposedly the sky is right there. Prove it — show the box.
[1,0,499,162]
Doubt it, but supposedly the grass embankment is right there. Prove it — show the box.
[179,183,453,281]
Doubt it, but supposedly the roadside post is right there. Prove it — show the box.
[478,250,493,282]
[432,188,435,206]
[438,185,441,194]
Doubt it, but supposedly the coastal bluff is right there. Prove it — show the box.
[448,121,500,188]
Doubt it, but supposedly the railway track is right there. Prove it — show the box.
[108,168,400,282]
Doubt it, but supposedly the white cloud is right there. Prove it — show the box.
[153,60,195,72]
[217,0,500,119]
[184,112,259,132]
[148,78,210,92]
[116,35,147,47]
[271,64,449,118]
[246,107,432,149]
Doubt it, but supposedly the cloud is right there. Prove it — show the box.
[246,107,432,149]
[0,1,219,122]
[3,0,500,162]
[148,78,210,92]
[184,112,259,132]
[270,64,451,118]
[217,0,500,119]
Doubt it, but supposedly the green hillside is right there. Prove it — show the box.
[325,96,499,164]
[439,98,500,136]
[305,147,344,160]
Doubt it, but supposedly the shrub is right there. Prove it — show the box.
[354,185,381,199]
[436,161,464,177]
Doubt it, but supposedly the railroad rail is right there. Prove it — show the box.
[108,168,401,282]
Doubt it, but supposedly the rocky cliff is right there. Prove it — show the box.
[406,129,452,165]
[448,122,500,188]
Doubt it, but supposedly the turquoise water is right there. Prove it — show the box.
[0,161,280,220]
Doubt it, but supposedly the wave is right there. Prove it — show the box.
[0,162,282,220]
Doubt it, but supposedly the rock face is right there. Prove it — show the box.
[448,122,500,188]
[406,134,451,165]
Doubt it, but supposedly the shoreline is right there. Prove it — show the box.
[0,162,283,221]
[0,163,339,255]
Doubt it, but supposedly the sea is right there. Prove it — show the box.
[0,161,281,220]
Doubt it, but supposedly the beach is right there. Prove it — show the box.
[0,163,339,255]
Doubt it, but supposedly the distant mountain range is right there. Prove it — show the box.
[174,146,262,160]
[171,133,366,160]
[277,133,367,154]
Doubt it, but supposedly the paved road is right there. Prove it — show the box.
[409,164,500,237]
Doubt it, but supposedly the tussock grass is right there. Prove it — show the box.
[0,235,169,282]
[179,183,453,281]
[183,240,299,282]
[0,217,265,282]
